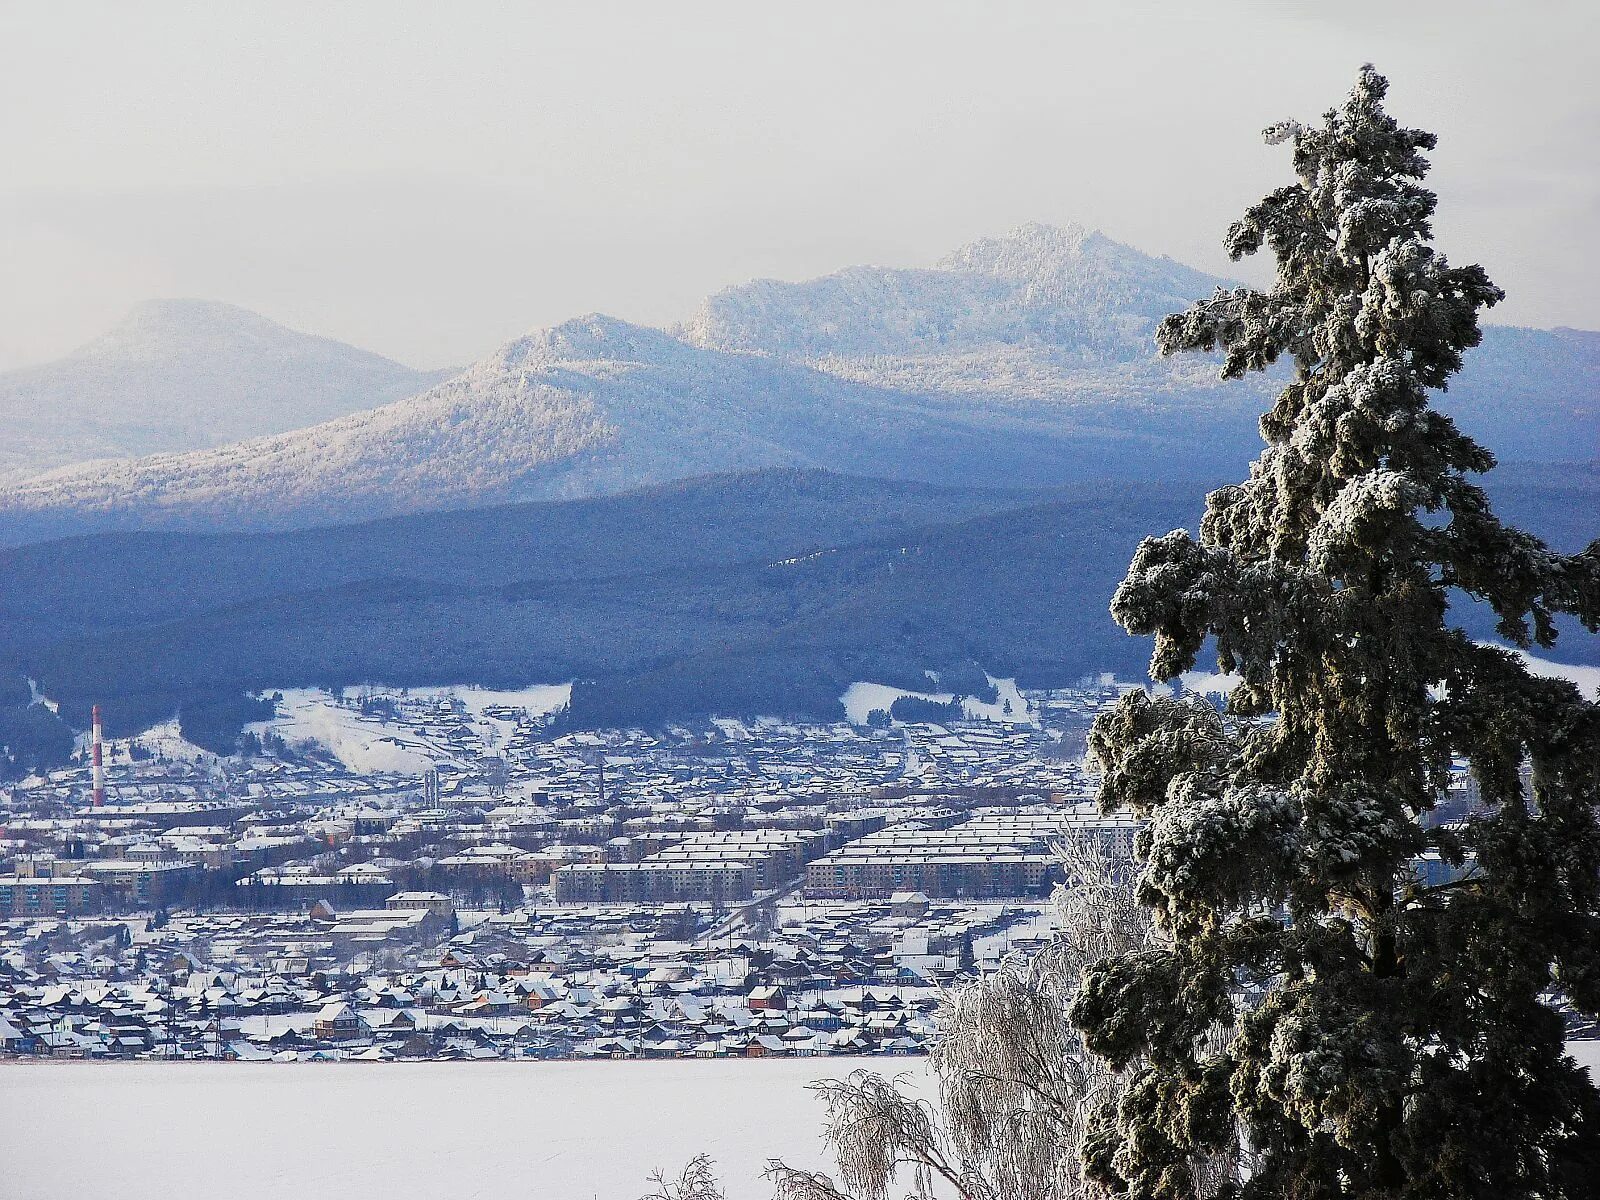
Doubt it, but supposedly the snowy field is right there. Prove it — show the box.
[249,683,572,774]
[840,675,1035,725]
[5,1052,1600,1197]
[0,1059,929,1200]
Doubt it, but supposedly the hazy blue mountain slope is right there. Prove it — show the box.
[1477,461,1600,550]
[0,470,1033,638]
[3,467,1591,742]
[1437,326,1598,463]
[0,300,446,482]
[0,314,1136,546]
[2,474,1201,734]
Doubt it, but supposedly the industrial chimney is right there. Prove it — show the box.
[91,704,105,807]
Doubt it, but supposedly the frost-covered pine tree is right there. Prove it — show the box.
[1070,66,1600,1199]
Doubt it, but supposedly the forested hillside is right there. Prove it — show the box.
[1,465,1592,765]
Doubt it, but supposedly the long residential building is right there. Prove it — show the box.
[0,866,103,916]
[804,808,1140,899]
[555,861,756,904]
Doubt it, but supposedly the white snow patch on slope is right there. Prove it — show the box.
[841,682,923,723]
[393,683,571,753]
[404,683,571,719]
[1179,669,1241,697]
[251,689,438,774]
[122,718,215,764]
[72,715,215,764]
[1182,653,1599,702]
[840,675,1035,725]
[251,684,572,772]
[1505,650,1600,698]
[965,676,1036,724]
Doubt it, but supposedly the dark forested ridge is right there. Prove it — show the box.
[0,470,1033,638]
[0,464,1593,761]
[0,472,1205,740]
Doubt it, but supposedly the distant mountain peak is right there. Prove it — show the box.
[506,313,692,368]
[71,298,303,360]
[683,221,1233,364]
[0,299,445,484]
[121,296,272,324]
[937,221,1105,275]
[934,221,1220,306]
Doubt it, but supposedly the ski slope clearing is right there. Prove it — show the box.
[69,717,217,766]
[252,689,442,774]
[250,684,572,773]
[400,683,573,752]
[840,675,1035,725]
[402,682,572,718]
[120,718,216,765]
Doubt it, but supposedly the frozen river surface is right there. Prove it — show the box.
[0,1059,930,1200]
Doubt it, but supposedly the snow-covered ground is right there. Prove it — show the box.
[840,675,1035,725]
[4,1053,1598,1198]
[25,678,57,713]
[248,683,572,773]
[1177,669,1240,697]
[124,718,216,763]
[404,682,572,719]
[71,716,218,764]
[1570,1040,1600,1077]
[0,1060,923,1200]
[403,683,572,752]
[1510,650,1600,699]
[249,689,440,774]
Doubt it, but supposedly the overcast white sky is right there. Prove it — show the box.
[1,0,1594,371]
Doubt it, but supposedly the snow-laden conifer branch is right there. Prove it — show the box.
[1072,64,1600,1200]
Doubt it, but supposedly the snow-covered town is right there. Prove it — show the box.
[5,10,1599,1198]
[0,679,1144,1061]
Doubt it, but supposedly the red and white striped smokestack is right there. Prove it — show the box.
[91,704,105,807]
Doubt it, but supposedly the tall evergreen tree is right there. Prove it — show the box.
[1071,66,1600,1199]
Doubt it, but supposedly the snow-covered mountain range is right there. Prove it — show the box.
[0,225,1591,544]
[0,299,447,484]
[683,221,1234,397]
